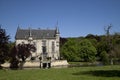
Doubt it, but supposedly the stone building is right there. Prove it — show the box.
[15,27,60,64]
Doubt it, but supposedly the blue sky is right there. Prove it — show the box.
[0,0,120,41]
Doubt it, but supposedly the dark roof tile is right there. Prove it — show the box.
[15,28,56,39]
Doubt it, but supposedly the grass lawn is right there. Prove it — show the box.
[0,65,120,80]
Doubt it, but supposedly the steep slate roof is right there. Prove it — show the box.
[15,28,57,39]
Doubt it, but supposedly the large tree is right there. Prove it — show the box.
[61,38,80,61]
[10,43,36,69]
[61,38,97,62]
[0,26,10,68]
[78,39,97,62]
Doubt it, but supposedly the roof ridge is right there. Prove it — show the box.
[18,28,56,31]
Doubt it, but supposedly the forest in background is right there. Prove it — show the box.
[60,32,120,64]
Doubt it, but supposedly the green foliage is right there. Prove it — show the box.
[78,39,97,62]
[100,51,109,65]
[60,33,120,63]
[88,38,97,48]
[113,45,120,58]
[61,38,97,62]
[0,27,10,66]
[97,41,110,56]
[61,38,80,61]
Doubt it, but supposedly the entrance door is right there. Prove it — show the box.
[42,46,47,60]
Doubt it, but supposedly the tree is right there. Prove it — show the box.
[97,40,110,56]
[10,43,36,69]
[109,33,120,64]
[85,34,101,42]
[61,38,97,62]
[0,26,10,69]
[100,51,109,65]
[104,24,114,64]
[85,34,96,39]
[61,38,80,61]
[78,39,97,62]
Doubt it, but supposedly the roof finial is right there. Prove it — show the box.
[17,24,20,31]
[55,21,59,34]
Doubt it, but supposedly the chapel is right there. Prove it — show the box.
[15,27,60,63]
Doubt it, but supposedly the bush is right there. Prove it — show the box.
[79,39,97,62]
[100,51,109,65]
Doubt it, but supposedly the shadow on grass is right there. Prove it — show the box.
[73,70,120,77]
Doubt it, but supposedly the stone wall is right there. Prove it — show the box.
[51,60,69,67]
[1,60,69,68]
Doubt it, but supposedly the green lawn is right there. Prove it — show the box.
[0,65,120,80]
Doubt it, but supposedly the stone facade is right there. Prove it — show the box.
[15,27,60,62]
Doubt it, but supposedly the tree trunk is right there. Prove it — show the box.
[110,58,113,65]
[19,61,25,69]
